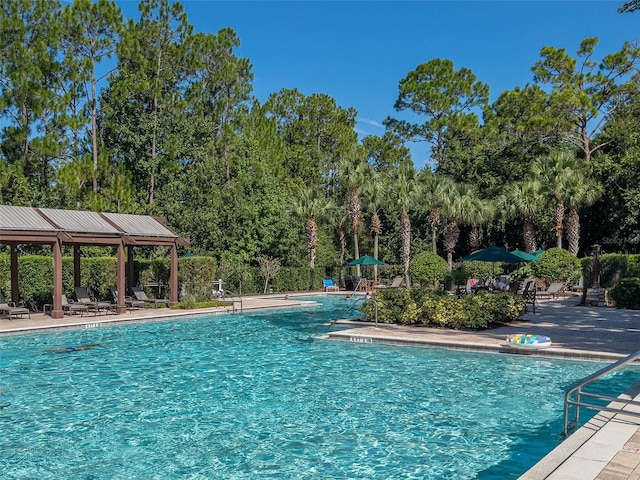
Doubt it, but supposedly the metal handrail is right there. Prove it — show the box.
[221,290,242,313]
[564,349,640,435]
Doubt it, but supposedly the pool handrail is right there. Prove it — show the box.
[564,348,640,435]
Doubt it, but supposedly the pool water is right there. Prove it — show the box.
[0,296,636,479]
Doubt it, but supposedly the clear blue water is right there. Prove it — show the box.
[0,295,637,479]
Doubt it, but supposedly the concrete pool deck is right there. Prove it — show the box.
[1,292,640,479]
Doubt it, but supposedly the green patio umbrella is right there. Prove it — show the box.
[462,246,524,264]
[510,249,538,262]
[346,255,385,266]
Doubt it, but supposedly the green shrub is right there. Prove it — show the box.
[362,289,525,330]
[409,251,449,288]
[460,261,495,284]
[531,248,581,286]
[608,277,640,309]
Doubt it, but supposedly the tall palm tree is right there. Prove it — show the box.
[564,176,602,255]
[419,171,455,254]
[290,186,332,268]
[326,201,350,286]
[339,156,368,276]
[467,197,496,252]
[532,150,579,249]
[386,162,422,287]
[500,179,546,253]
[439,180,485,271]
[361,166,387,282]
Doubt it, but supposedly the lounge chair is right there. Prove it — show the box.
[110,286,146,311]
[61,294,88,316]
[571,277,584,293]
[130,286,169,308]
[0,291,30,319]
[74,286,113,315]
[537,282,566,300]
[522,281,536,314]
[322,279,340,292]
[376,276,404,290]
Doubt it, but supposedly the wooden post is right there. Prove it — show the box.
[73,245,81,288]
[169,243,178,305]
[116,241,126,314]
[10,244,19,304]
[127,246,135,291]
[51,239,64,319]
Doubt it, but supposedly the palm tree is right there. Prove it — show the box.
[439,180,486,271]
[532,150,580,249]
[419,172,456,254]
[500,179,546,253]
[361,166,387,282]
[339,156,368,276]
[564,176,602,255]
[290,186,332,268]
[467,197,496,252]
[386,162,422,287]
[326,201,350,286]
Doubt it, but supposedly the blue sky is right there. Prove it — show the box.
[115,1,639,168]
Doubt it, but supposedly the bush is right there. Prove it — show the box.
[362,289,525,330]
[409,252,449,288]
[461,261,495,284]
[608,277,640,309]
[531,248,581,286]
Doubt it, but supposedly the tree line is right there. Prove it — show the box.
[1,0,639,283]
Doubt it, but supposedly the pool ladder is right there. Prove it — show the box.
[564,348,640,436]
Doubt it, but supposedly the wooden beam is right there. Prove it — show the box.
[169,243,178,305]
[10,244,19,303]
[51,239,64,319]
[115,241,126,314]
[74,245,81,288]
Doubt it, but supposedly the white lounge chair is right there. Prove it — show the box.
[537,282,566,300]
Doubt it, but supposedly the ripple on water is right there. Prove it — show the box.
[0,296,636,479]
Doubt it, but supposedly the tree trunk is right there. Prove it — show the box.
[566,208,580,256]
[371,211,381,282]
[91,75,98,193]
[401,209,411,288]
[306,219,317,268]
[429,209,440,254]
[523,216,537,253]
[554,201,565,249]
[443,221,460,272]
[469,226,480,252]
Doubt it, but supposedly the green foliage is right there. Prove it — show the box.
[177,256,218,301]
[531,248,581,285]
[409,251,449,287]
[582,253,640,290]
[461,261,496,283]
[362,288,525,330]
[608,277,640,309]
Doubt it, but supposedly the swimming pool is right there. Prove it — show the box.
[0,296,635,479]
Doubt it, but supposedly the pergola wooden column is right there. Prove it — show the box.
[0,206,188,319]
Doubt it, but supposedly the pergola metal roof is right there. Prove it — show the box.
[0,205,189,318]
[0,205,188,246]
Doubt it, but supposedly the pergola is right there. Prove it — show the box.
[0,205,189,318]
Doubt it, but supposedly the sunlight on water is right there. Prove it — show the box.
[0,296,636,479]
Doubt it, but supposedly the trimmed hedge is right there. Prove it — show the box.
[361,288,525,330]
[0,253,335,309]
[608,277,640,309]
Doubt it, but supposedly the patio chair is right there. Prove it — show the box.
[0,291,30,319]
[376,276,404,290]
[61,294,88,316]
[110,286,146,311]
[571,277,584,293]
[74,286,113,315]
[322,279,340,292]
[130,286,169,308]
[537,282,566,300]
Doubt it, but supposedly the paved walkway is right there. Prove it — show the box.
[2,293,640,479]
